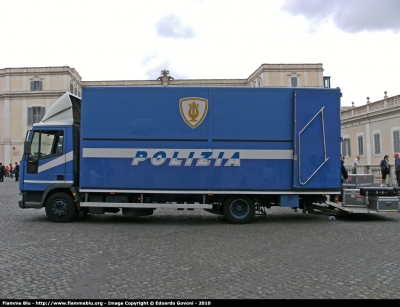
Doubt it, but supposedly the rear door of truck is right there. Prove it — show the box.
[293,89,342,190]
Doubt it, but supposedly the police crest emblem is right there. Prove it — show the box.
[179,97,208,129]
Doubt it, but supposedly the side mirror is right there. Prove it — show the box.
[23,140,32,156]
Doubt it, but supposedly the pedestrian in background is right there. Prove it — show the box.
[341,155,348,183]
[380,155,390,187]
[0,163,5,182]
[9,163,13,179]
[394,152,400,187]
[338,155,349,202]
[351,155,361,174]
[14,162,20,182]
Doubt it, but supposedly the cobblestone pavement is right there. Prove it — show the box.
[1,176,400,300]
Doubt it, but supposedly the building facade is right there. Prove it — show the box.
[0,66,82,165]
[341,94,400,185]
[2,63,398,185]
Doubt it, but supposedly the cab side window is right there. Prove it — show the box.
[27,130,64,173]
[35,131,64,158]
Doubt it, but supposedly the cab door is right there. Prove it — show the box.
[22,128,68,191]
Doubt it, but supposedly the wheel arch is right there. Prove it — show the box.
[41,183,74,208]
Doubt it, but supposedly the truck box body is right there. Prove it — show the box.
[21,86,373,224]
[79,87,342,192]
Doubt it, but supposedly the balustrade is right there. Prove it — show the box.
[341,94,400,119]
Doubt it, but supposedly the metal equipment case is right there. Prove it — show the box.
[367,196,400,211]
[343,174,375,188]
[360,187,400,197]
[342,189,366,207]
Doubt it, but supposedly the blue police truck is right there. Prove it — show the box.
[18,86,352,223]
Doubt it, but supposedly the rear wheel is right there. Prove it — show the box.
[45,192,76,223]
[223,195,255,224]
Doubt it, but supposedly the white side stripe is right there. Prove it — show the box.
[38,151,73,173]
[24,180,74,184]
[82,148,293,159]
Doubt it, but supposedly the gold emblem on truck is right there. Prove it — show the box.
[180,97,208,128]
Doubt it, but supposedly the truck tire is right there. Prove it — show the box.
[45,192,76,223]
[223,195,255,224]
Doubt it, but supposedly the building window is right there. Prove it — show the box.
[258,80,261,87]
[291,77,298,87]
[323,77,331,88]
[374,133,381,155]
[357,135,364,156]
[28,106,46,125]
[70,83,78,95]
[393,129,400,153]
[30,80,42,91]
[342,137,351,157]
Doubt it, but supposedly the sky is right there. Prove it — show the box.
[2,0,400,106]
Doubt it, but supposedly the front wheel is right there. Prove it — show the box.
[45,192,76,223]
[223,195,255,224]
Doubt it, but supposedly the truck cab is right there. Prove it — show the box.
[19,93,81,214]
